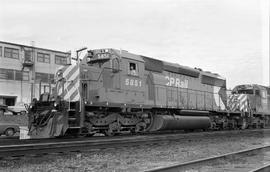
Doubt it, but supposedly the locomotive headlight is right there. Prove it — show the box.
[57,71,60,76]
[57,71,62,78]
[86,56,91,62]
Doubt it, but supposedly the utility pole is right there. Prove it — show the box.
[30,41,36,101]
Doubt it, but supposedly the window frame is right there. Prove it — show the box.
[15,70,29,81]
[0,68,15,80]
[36,72,54,83]
[128,62,138,76]
[4,47,19,59]
[36,72,49,83]
[55,55,67,65]
[37,52,50,63]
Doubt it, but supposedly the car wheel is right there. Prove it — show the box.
[5,128,15,136]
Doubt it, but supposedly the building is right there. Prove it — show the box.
[0,41,71,106]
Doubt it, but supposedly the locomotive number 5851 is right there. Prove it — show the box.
[125,78,142,87]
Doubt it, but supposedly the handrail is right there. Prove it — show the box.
[80,67,122,82]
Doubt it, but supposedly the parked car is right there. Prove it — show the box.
[8,102,27,115]
[0,104,16,115]
[0,104,8,115]
[0,122,20,136]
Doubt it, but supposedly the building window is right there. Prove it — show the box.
[36,72,49,83]
[0,68,15,80]
[55,55,67,65]
[4,47,19,59]
[37,52,50,63]
[0,47,2,57]
[36,72,53,83]
[15,70,29,81]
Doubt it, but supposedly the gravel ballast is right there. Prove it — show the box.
[0,131,270,172]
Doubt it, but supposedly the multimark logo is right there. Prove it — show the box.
[165,76,188,88]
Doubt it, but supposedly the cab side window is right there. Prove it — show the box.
[129,62,138,76]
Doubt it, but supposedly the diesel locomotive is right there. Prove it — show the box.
[27,48,270,138]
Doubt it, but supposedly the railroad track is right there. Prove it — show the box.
[0,128,270,146]
[146,145,270,172]
[0,128,270,160]
[250,164,270,172]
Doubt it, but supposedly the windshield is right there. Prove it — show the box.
[236,89,254,94]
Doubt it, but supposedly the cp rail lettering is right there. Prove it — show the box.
[165,76,188,88]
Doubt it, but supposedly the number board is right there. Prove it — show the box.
[96,53,110,59]
[125,78,142,87]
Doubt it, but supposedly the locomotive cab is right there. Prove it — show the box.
[84,49,146,106]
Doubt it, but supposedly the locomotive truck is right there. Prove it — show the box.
[27,48,270,138]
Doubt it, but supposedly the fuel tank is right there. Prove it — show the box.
[148,115,211,131]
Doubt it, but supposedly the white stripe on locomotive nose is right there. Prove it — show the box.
[63,65,75,78]
[228,94,247,111]
[238,94,247,101]
[64,68,79,90]
[64,81,80,100]
[239,94,247,111]
[68,67,79,82]
[72,93,80,101]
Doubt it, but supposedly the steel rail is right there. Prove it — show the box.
[0,128,269,159]
[146,145,270,172]
[0,136,161,158]
[249,164,270,172]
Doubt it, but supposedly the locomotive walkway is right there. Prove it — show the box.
[146,144,270,172]
[0,128,270,160]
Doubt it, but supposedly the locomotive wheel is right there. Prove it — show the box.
[135,122,147,133]
[143,112,154,131]
[105,122,120,136]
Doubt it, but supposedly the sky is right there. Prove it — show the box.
[0,0,269,89]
